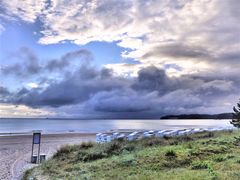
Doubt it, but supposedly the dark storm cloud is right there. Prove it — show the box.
[0,86,11,102]
[132,66,172,94]
[228,0,240,19]
[0,86,10,96]
[1,47,40,76]
[45,58,69,72]
[1,48,93,77]
[218,51,240,63]
[1,47,40,77]
[2,64,22,76]
[45,49,93,72]
[90,89,155,112]
[3,63,239,118]
[1,47,239,117]
[10,65,129,107]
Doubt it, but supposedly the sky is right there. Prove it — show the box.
[0,0,240,118]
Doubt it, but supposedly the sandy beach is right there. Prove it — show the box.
[0,133,96,180]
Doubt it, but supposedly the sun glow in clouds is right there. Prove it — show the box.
[26,82,39,89]
[0,103,54,118]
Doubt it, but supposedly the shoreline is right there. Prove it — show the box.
[0,131,96,137]
[0,125,234,137]
[0,128,145,137]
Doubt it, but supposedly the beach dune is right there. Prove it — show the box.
[0,133,95,180]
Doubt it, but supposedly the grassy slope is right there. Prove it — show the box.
[24,130,240,180]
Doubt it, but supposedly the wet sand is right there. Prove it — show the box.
[0,133,96,180]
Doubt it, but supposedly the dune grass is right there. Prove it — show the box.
[23,130,240,180]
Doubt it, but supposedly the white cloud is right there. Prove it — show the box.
[0,0,47,23]
[28,0,238,77]
[1,1,239,76]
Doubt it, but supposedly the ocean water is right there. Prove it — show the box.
[0,118,233,134]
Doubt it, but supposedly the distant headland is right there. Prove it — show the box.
[160,113,233,119]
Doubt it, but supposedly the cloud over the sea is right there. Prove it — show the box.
[1,48,239,118]
[0,0,240,118]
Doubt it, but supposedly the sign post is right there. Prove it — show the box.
[31,130,42,164]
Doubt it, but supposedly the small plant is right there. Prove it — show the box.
[214,156,225,162]
[165,149,177,158]
[207,164,218,180]
[186,143,193,149]
[104,141,123,155]
[142,137,164,147]
[22,169,35,180]
[225,154,235,159]
[53,145,78,159]
[120,154,137,166]
[77,150,106,162]
[191,161,209,170]
[124,144,135,151]
[80,142,94,149]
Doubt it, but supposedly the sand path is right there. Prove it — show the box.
[0,133,95,180]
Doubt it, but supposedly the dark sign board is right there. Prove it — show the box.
[33,133,41,144]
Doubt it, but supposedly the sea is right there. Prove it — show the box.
[0,118,234,135]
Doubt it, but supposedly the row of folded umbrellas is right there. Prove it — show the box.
[96,127,233,143]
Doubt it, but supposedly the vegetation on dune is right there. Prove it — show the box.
[23,130,240,180]
[230,99,240,128]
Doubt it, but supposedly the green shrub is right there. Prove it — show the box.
[214,156,225,162]
[226,154,235,159]
[104,141,123,155]
[177,135,193,142]
[53,145,78,159]
[191,161,209,170]
[141,137,165,147]
[76,141,125,162]
[119,154,137,167]
[124,144,136,151]
[80,142,95,149]
[165,149,177,158]
[77,150,107,162]
[204,132,214,138]
[162,157,191,168]
[22,169,35,180]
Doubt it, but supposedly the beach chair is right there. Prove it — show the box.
[127,132,139,141]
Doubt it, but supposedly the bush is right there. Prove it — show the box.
[22,169,35,180]
[80,142,95,149]
[214,156,225,162]
[53,145,78,159]
[76,141,124,162]
[191,161,209,170]
[203,132,214,138]
[141,137,165,147]
[177,136,193,142]
[124,144,136,151]
[165,149,177,158]
[77,150,107,162]
[104,141,123,155]
[119,154,137,167]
